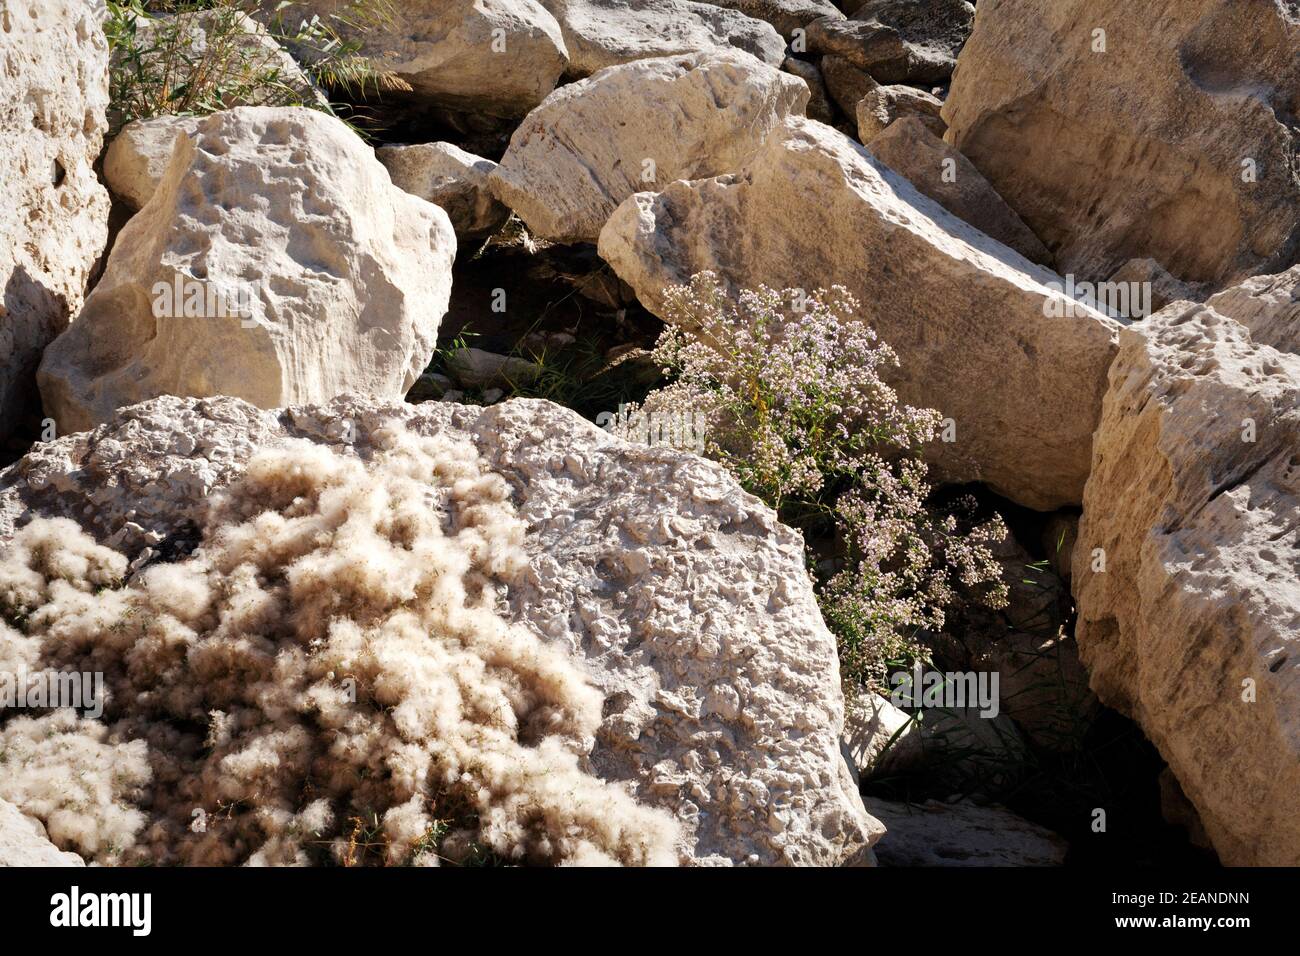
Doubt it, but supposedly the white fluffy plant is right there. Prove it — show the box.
[0,426,681,866]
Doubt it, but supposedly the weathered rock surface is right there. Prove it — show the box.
[38,107,456,435]
[942,0,1300,286]
[599,118,1122,509]
[538,0,787,76]
[0,799,85,867]
[0,0,110,441]
[1073,294,1300,865]
[864,798,1068,866]
[378,142,510,241]
[262,0,569,118]
[1204,264,1300,355]
[0,394,880,866]
[866,118,1049,264]
[103,116,202,212]
[807,0,973,83]
[854,83,944,141]
[490,51,807,242]
[704,0,842,37]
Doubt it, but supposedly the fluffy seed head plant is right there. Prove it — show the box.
[0,427,682,866]
[618,273,1009,694]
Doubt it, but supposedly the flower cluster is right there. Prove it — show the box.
[627,273,1008,691]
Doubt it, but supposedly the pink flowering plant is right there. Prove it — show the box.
[623,272,1008,692]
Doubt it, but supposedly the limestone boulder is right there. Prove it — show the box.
[489,51,808,243]
[0,394,880,866]
[866,118,1049,264]
[0,800,84,867]
[1203,264,1300,354]
[820,54,878,117]
[378,142,510,242]
[261,0,569,118]
[0,0,110,441]
[942,0,1300,286]
[1073,294,1300,865]
[806,0,974,83]
[598,118,1123,510]
[854,83,944,141]
[103,116,202,212]
[38,107,456,435]
[538,0,787,76]
[702,0,843,37]
[864,798,1067,866]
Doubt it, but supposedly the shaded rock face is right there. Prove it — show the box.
[1073,289,1300,865]
[807,0,974,84]
[866,117,1050,264]
[0,0,110,442]
[0,394,879,866]
[704,0,843,37]
[538,0,787,76]
[782,57,836,124]
[38,107,456,435]
[864,798,1068,866]
[0,800,84,867]
[819,53,879,116]
[489,51,808,242]
[599,117,1123,510]
[931,536,1096,750]
[260,0,569,118]
[378,142,510,242]
[943,0,1300,287]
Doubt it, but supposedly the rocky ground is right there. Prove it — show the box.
[0,0,1296,867]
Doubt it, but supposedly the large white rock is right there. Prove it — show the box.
[0,0,110,441]
[0,394,881,866]
[261,0,569,118]
[942,0,1300,287]
[598,117,1123,510]
[378,142,510,242]
[0,800,84,867]
[1073,291,1300,865]
[538,0,787,76]
[38,107,456,435]
[489,51,808,243]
